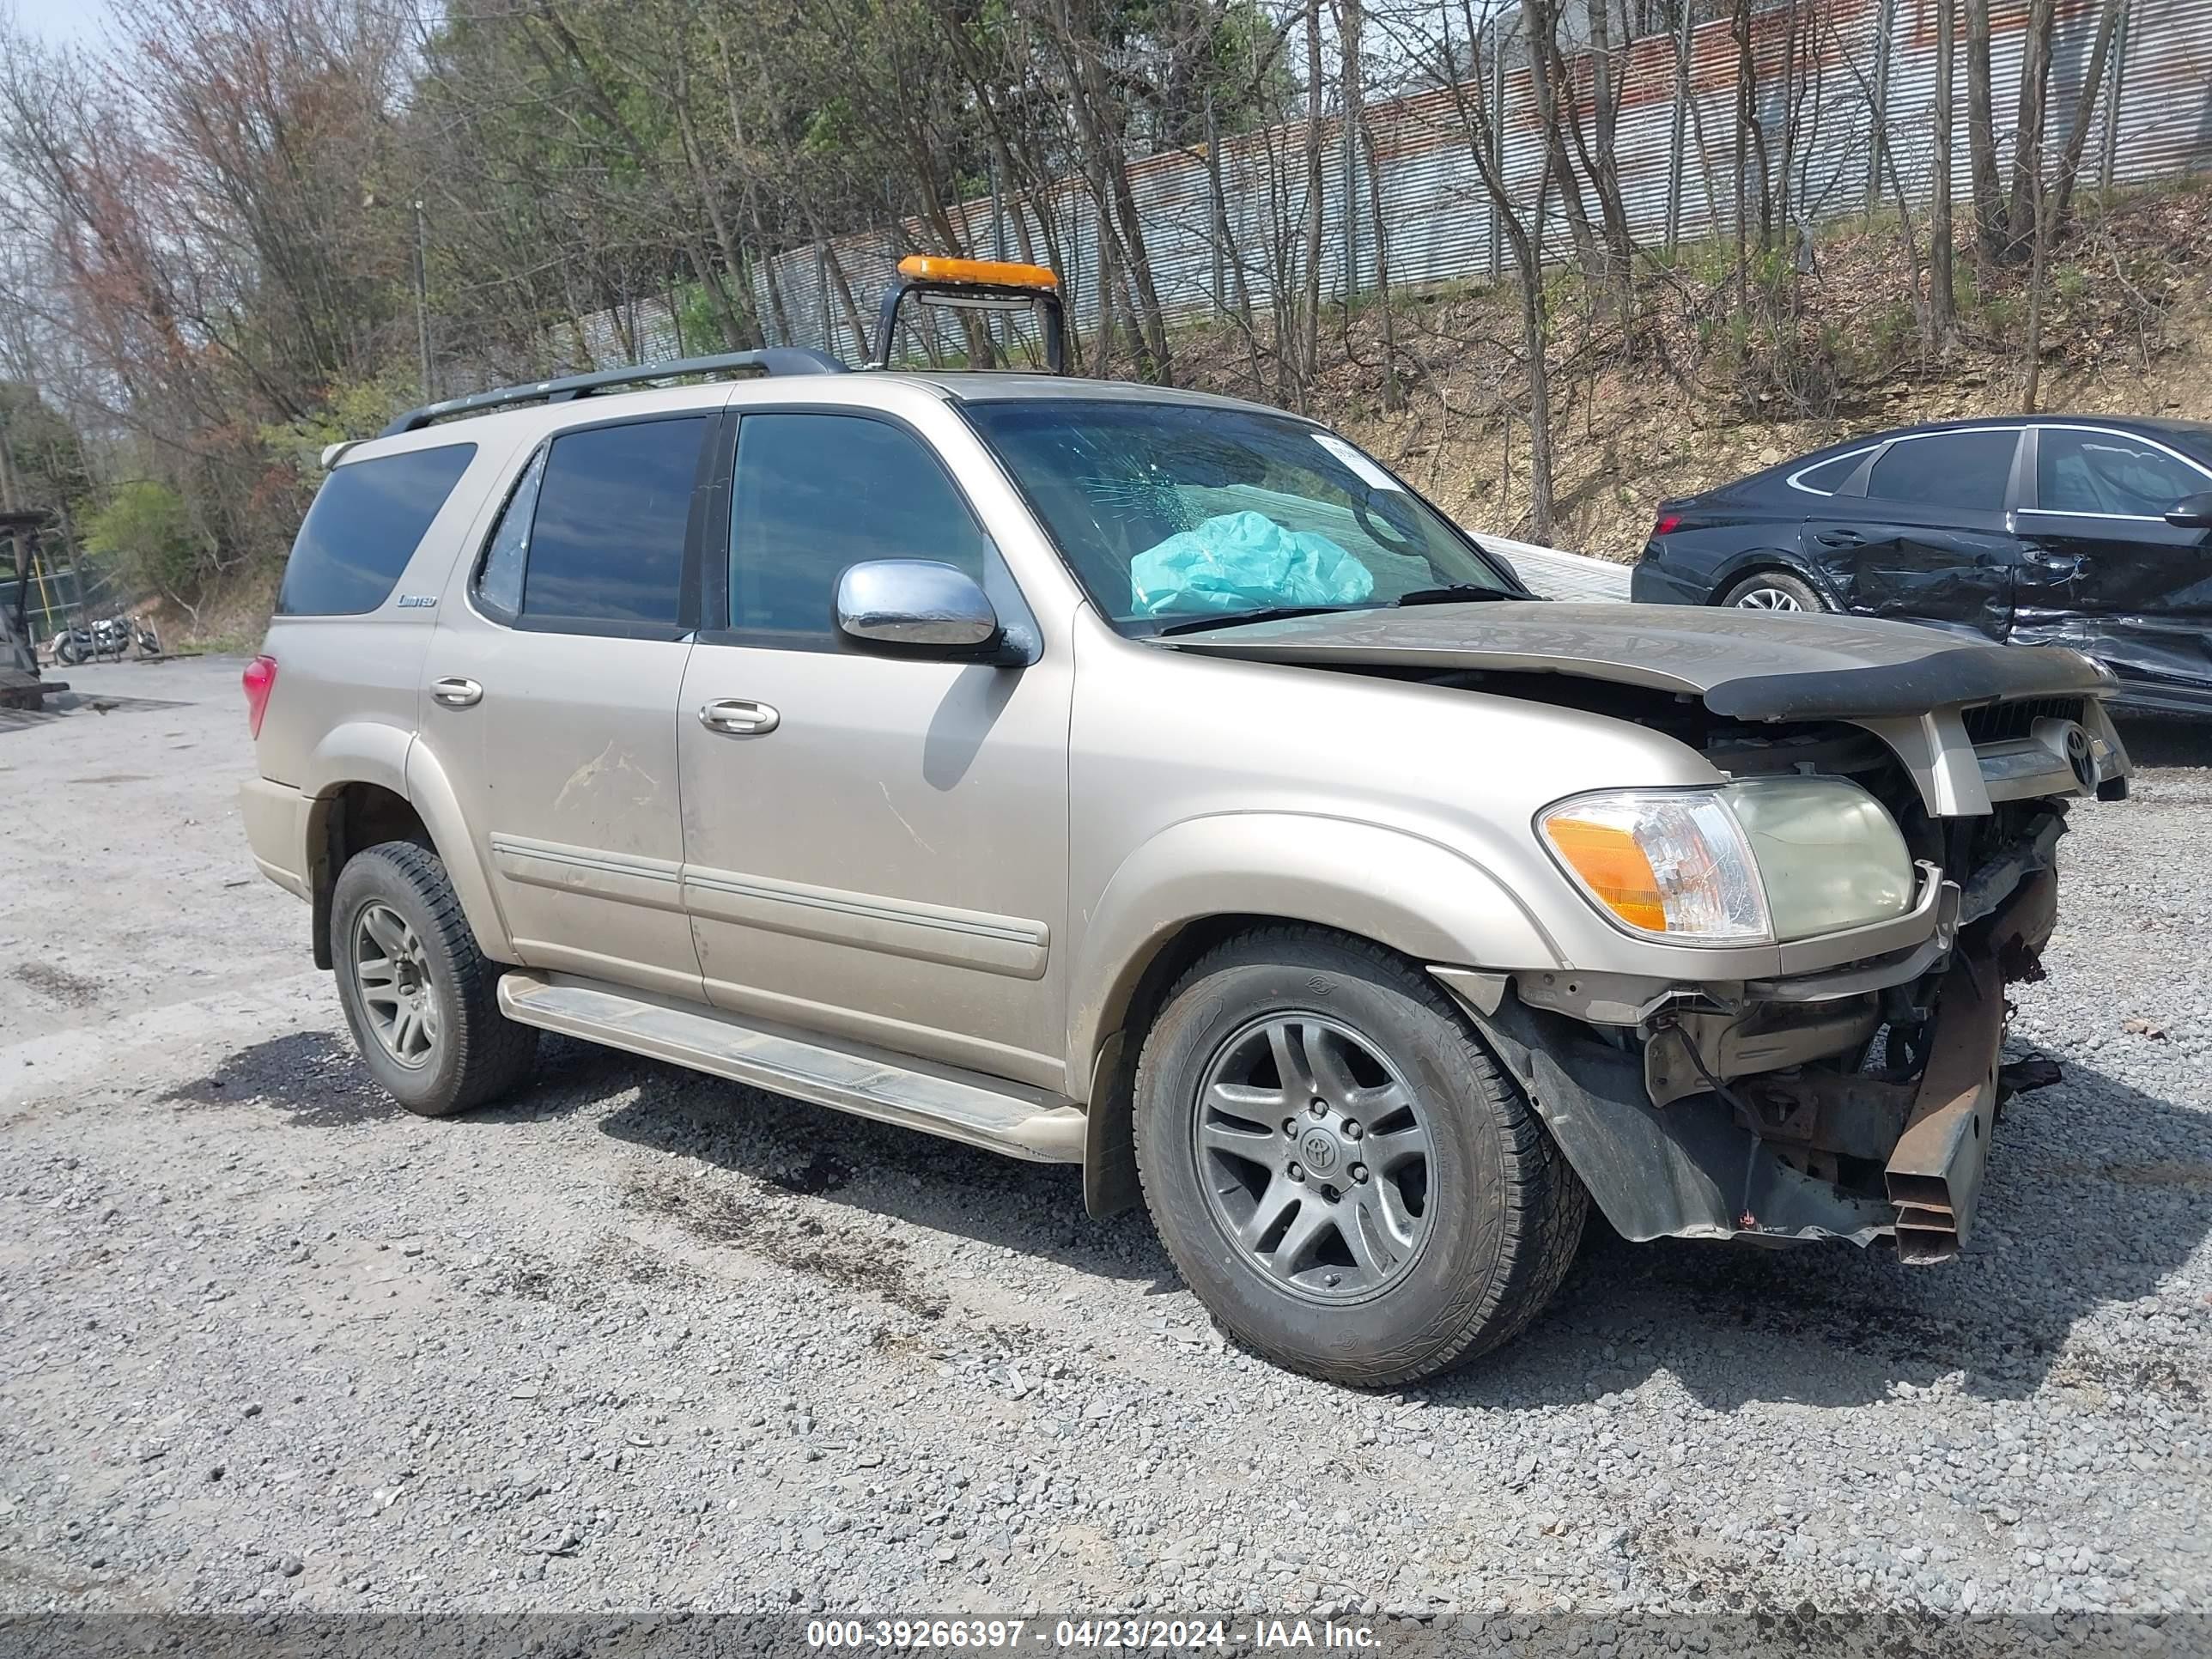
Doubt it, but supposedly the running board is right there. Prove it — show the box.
[496,971,1085,1164]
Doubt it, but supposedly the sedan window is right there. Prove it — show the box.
[2037,428,2207,517]
[1864,430,2019,514]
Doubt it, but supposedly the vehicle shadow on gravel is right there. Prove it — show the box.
[591,1064,1170,1289]
[160,1030,404,1129]
[1431,1058,2212,1412]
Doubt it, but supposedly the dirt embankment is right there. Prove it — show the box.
[1180,179,2212,559]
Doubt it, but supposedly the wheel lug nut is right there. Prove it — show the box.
[1344,1121,1362,1139]
[1287,1163,1304,1182]
[1351,1164,1369,1183]
[1282,1119,1297,1137]
[1308,1099,1327,1117]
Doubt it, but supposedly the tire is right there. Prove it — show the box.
[329,841,538,1117]
[1132,927,1586,1386]
[1721,569,1826,613]
[55,636,80,665]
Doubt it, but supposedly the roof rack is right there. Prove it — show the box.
[379,347,848,437]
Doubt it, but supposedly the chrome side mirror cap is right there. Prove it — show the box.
[836,560,1016,662]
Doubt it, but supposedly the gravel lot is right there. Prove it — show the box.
[3,656,2209,1649]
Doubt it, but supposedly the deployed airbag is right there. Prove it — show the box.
[1129,511,1373,617]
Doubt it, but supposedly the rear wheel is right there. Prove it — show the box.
[1133,927,1585,1386]
[330,841,537,1116]
[1722,569,1825,613]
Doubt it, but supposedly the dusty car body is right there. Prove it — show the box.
[239,348,2131,1385]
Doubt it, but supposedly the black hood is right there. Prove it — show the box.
[1162,602,2114,722]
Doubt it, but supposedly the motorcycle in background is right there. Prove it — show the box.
[51,616,161,664]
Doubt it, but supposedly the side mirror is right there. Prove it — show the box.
[2163,489,2212,530]
[836,560,1012,662]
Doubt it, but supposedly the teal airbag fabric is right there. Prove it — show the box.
[1128,511,1374,617]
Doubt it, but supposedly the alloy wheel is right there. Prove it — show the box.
[1191,1013,1435,1303]
[352,901,441,1069]
[1735,586,1806,611]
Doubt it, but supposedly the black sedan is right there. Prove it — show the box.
[1629,415,2212,717]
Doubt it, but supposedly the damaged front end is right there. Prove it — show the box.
[1443,784,2072,1264]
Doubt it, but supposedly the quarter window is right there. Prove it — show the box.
[1788,449,1870,495]
[474,445,547,620]
[518,417,706,627]
[1864,430,2019,514]
[276,443,475,615]
[2037,429,2204,517]
[726,412,992,644]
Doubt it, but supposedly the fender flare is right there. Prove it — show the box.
[296,720,514,963]
[403,738,515,961]
[1066,812,1564,1091]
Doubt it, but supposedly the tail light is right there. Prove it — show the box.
[242,654,277,738]
[1651,514,1681,538]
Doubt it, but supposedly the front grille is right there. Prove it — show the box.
[1961,697,2084,745]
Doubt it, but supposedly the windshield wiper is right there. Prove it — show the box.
[1152,605,1370,637]
[1387,584,1529,607]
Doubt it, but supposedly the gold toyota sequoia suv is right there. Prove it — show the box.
[240,268,2131,1384]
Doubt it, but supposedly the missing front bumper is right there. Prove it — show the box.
[1466,868,2056,1255]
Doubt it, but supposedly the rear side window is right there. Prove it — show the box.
[276,443,475,615]
[519,417,706,627]
[2037,428,2204,516]
[1864,430,2018,514]
[727,412,991,644]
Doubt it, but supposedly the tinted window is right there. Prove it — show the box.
[728,413,990,641]
[276,443,475,615]
[522,417,705,626]
[2038,428,2204,516]
[1864,430,2018,513]
[1790,449,1870,494]
[474,445,546,619]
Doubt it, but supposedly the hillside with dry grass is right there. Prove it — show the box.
[1180,175,2212,559]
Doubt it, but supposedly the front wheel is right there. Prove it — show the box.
[1133,927,1585,1386]
[330,841,538,1116]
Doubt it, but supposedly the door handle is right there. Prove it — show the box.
[430,677,483,708]
[2024,549,2082,577]
[1814,529,1865,548]
[699,698,780,735]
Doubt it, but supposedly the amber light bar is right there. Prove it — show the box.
[896,254,1060,290]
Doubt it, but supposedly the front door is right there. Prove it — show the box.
[423,412,712,1000]
[2010,424,2212,699]
[675,407,1073,1090]
[1802,426,2024,641]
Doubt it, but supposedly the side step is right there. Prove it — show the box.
[497,971,1085,1164]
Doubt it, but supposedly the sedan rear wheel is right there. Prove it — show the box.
[1722,570,1825,613]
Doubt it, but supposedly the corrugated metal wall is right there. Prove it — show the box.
[731,0,2209,362]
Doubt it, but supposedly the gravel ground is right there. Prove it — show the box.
[2,657,2209,1650]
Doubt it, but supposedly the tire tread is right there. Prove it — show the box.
[336,842,536,1116]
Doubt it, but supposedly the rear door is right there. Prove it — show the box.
[422,411,713,1001]
[2011,424,2212,696]
[1800,428,2024,640]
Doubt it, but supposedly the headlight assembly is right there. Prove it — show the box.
[1539,777,1915,945]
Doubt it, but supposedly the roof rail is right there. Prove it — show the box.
[379,347,848,437]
